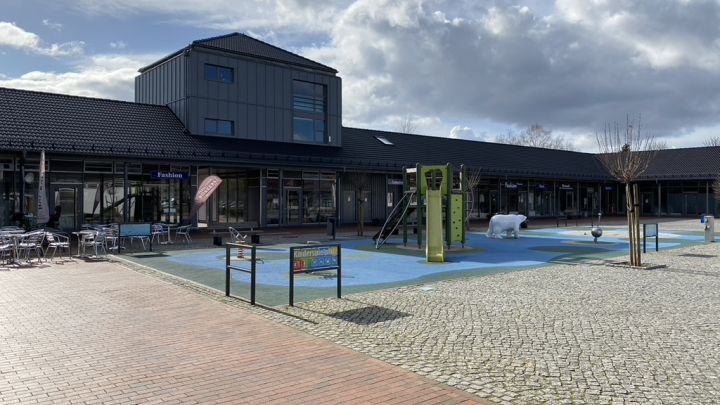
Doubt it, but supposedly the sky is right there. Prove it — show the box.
[2,0,720,152]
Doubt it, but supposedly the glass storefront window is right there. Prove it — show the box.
[1,169,18,226]
[266,178,280,225]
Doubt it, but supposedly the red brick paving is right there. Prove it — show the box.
[0,260,489,404]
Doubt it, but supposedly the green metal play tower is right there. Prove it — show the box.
[374,163,468,262]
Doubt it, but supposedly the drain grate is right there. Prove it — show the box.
[328,306,410,325]
[679,253,717,259]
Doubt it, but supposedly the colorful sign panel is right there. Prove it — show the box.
[292,245,339,273]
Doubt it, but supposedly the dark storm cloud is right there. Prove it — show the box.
[305,0,720,138]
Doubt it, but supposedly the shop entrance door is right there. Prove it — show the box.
[489,190,498,215]
[52,186,78,232]
[342,191,355,224]
[285,188,302,225]
[642,192,654,215]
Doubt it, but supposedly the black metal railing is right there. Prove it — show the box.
[225,242,258,305]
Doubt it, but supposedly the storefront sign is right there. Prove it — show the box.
[536,184,546,190]
[605,186,614,191]
[504,182,517,189]
[151,171,189,180]
[560,183,573,190]
[387,179,404,185]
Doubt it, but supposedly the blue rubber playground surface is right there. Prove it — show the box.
[123,226,704,306]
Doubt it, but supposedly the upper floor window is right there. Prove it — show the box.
[204,64,234,83]
[205,118,234,136]
[293,80,325,113]
[293,80,327,143]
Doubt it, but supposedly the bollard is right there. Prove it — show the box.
[703,215,715,243]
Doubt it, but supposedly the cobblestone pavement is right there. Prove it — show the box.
[4,220,716,404]
[0,259,484,404]
[258,224,720,404]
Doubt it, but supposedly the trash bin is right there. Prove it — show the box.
[326,218,336,240]
[703,215,715,243]
[213,235,223,246]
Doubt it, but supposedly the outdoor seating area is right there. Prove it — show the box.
[1,226,73,267]
[0,222,226,268]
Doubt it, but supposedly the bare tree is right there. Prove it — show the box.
[596,115,657,267]
[654,140,669,150]
[345,172,371,236]
[495,124,574,150]
[465,169,482,227]
[397,114,417,134]
[704,136,720,147]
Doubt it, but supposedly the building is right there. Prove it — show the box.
[0,33,718,231]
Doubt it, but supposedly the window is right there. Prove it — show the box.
[293,117,325,143]
[204,119,234,136]
[204,64,234,83]
[293,80,327,144]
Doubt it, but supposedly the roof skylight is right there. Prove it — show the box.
[375,136,394,146]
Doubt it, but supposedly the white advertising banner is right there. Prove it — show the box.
[37,150,50,224]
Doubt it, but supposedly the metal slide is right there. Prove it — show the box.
[374,191,417,249]
[425,188,445,262]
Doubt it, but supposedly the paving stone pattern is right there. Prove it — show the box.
[266,238,720,404]
[0,260,484,404]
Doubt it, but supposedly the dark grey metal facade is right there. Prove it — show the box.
[135,36,342,147]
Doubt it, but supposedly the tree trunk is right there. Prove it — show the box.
[625,183,637,266]
[357,201,364,236]
[625,183,632,263]
[625,182,643,267]
[633,183,642,266]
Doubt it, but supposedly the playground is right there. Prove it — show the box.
[121,224,704,307]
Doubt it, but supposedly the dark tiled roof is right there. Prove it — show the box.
[339,127,611,180]
[139,33,337,74]
[0,87,200,160]
[642,147,720,180]
[2,86,718,181]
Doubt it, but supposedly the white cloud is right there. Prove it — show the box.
[449,126,480,140]
[110,41,127,49]
[299,0,720,145]
[72,0,353,33]
[554,0,720,70]
[0,21,83,56]
[0,54,159,100]
[42,18,63,31]
[10,0,720,148]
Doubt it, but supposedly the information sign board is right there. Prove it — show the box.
[292,245,339,273]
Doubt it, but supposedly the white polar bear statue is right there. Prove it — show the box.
[487,214,527,239]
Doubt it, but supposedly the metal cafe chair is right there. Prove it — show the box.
[17,231,46,264]
[0,234,15,266]
[44,232,71,262]
[102,225,120,253]
[175,225,192,244]
[79,231,107,258]
[151,223,166,244]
